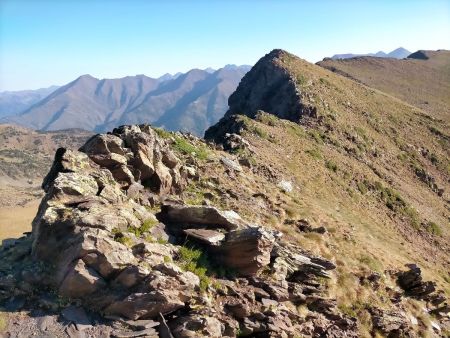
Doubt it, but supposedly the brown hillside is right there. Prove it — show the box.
[317,50,450,122]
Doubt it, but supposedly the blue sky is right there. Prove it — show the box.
[1,0,449,91]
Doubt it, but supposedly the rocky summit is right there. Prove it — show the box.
[1,49,449,337]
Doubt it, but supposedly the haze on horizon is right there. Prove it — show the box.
[1,0,449,91]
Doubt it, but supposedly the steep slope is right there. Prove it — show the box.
[5,65,250,135]
[0,86,58,118]
[206,49,449,335]
[317,50,450,122]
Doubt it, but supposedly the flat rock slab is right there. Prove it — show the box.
[220,157,242,172]
[183,228,225,245]
[159,204,245,231]
[112,328,158,337]
[123,319,159,330]
[61,306,91,331]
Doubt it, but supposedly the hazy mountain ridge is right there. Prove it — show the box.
[330,47,411,60]
[2,65,251,135]
[0,86,59,119]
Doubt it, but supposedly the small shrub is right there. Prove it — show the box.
[154,127,172,139]
[305,148,322,159]
[319,77,330,85]
[184,183,206,205]
[157,238,168,244]
[141,218,159,232]
[296,74,307,86]
[397,152,408,162]
[325,160,338,172]
[354,127,369,142]
[426,221,442,236]
[177,246,212,292]
[309,130,325,144]
[256,112,279,126]
[114,232,133,247]
[253,126,268,139]
[357,181,368,195]
[403,207,420,229]
[287,124,306,138]
[128,218,158,238]
[176,244,236,291]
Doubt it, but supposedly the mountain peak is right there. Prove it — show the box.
[387,47,411,59]
[205,49,315,142]
[76,74,98,81]
[223,49,302,120]
[407,50,430,60]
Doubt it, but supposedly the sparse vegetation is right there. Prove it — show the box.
[173,136,209,160]
[357,180,369,194]
[154,127,172,139]
[0,312,7,333]
[305,148,322,159]
[426,221,442,236]
[358,254,382,272]
[113,232,133,247]
[256,112,279,126]
[325,160,338,172]
[128,218,159,238]
[176,245,212,292]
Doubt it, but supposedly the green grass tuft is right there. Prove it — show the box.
[154,127,172,139]
[172,136,209,160]
[325,160,338,172]
[426,221,442,236]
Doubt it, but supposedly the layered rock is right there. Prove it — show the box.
[398,264,436,299]
[1,124,360,337]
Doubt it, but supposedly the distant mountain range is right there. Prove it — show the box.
[1,65,250,135]
[329,47,411,60]
[0,86,59,119]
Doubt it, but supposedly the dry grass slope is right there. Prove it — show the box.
[203,50,449,335]
[317,50,450,122]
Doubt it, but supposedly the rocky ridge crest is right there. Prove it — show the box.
[1,124,360,337]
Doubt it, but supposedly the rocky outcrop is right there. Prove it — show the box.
[205,49,317,142]
[225,49,316,122]
[397,264,436,299]
[0,124,358,337]
[397,264,449,319]
[370,308,414,337]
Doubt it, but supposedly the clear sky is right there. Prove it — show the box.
[1,0,449,91]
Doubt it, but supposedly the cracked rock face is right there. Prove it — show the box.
[4,124,361,337]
